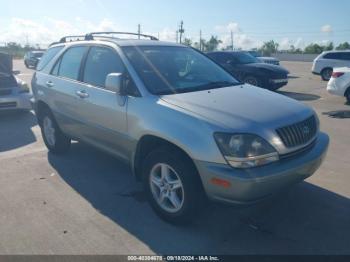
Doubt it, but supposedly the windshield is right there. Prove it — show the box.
[122,46,240,95]
[248,51,261,57]
[33,52,44,58]
[233,52,260,64]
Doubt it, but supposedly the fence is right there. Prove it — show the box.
[272,53,319,62]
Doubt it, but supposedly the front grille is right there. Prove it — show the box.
[0,102,17,108]
[0,89,12,96]
[276,115,317,148]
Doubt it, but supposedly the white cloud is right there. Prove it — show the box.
[279,37,305,50]
[215,22,260,50]
[0,17,121,47]
[321,24,332,33]
[215,22,241,34]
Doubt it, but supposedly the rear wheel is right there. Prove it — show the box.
[40,109,71,154]
[142,147,205,224]
[321,68,333,81]
[346,88,350,104]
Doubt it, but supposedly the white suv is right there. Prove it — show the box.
[312,50,350,81]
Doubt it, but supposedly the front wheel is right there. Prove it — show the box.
[142,147,205,224]
[346,89,350,104]
[243,75,260,87]
[40,109,71,154]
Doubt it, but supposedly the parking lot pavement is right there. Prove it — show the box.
[0,60,349,255]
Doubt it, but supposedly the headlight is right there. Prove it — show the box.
[214,133,279,168]
[19,82,30,93]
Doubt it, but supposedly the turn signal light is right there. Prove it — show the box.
[210,178,231,188]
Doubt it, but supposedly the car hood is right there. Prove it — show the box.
[259,56,278,61]
[244,63,289,74]
[0,52,13,75]
[161,85,313,131]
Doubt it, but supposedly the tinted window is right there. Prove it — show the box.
[323,52,350,60]
[231,52,259,64]
[208,53,230,64]
[58,46,88,80]
[37,46,64,71]
[340,52,350,60]
[34,52,43,58]
[83,46,124,88]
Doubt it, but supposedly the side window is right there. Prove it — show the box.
[51,59,60,76]
[340,52,350,61]
[37,46,64,71]
[58,46,88,80]
[83,46,125,88]
[324,53,341,60]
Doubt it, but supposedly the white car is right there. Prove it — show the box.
[312,50,350,81]
[327,67,350,103]
[0,52,32,111]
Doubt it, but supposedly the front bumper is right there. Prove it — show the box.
[0,93,33,111]
[195,132,329,204]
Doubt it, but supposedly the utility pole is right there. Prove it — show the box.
[231,30,234,51]
[179,21,184,44]
[138,24,141,39]
[199,30,202,51]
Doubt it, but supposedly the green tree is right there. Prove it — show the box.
[182,38,192,47]
[203,36,222,52]
[259,40,279,56]
[336,42,350,50]
[304,43,324,54]
[324,42,334,51]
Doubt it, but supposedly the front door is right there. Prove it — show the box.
[76,45,130,160]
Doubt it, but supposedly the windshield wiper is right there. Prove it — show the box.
[196,81,242,90]
[157,81,243,95]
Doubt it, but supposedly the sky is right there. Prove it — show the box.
[0,0,349,49]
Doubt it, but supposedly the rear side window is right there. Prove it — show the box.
[341,52,350,60]
[323,52,350,60]
[36,46,64,71]
[58,46,88,80]
[83,46,125,88]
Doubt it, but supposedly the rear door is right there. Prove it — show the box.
[77,45,130,160]
[47,45,89,137]
[339,52,350,67]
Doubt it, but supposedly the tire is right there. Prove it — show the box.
[24,61,29,68]
[142,146,205,224]
[39,109,71,154]
[346,88,350,104]
[321,68,333,81]
[243,75,260,87]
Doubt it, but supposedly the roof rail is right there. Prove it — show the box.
[85,32,159,41]
[59,35,87,43]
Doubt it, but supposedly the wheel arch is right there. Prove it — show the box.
[36,100,52,126]
[133,135,199,181]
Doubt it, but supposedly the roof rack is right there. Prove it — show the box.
[59,35,87,43]
[85,32,159,41]
[50,32,159,47]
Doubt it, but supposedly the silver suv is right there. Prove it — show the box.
[32,32,329,224]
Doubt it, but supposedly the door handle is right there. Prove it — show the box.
[46,81,54,88]
[76,90,89,99]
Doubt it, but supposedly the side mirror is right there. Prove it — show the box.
[105,73,123,94]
